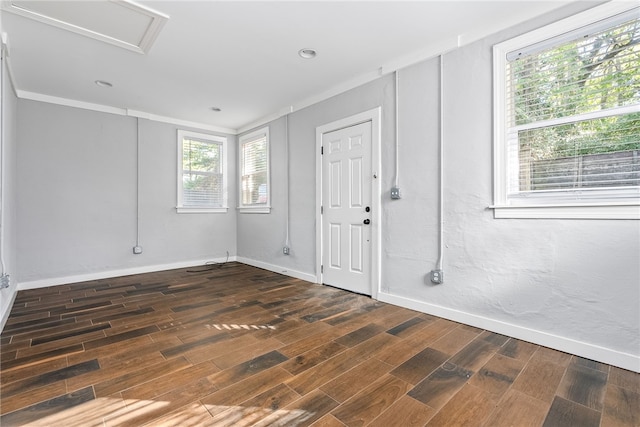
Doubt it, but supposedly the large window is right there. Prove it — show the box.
[493,4,639,219]
[239,127,270,213]
[177,130,227,213]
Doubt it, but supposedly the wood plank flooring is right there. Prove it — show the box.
[1,262,638,426]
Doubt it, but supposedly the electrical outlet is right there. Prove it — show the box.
[133,246,143,254]
[391,187,401,199]
[283,246,290,255]
[430,270,443,284]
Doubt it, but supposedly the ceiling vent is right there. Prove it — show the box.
[1,0,169,54]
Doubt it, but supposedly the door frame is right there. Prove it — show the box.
[315,107,381,299]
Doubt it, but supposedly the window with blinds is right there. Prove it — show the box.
[493,4,640,218]
[177,130,227,212]
[239,127,270,212]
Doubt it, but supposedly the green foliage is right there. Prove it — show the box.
[520,113,640,160]
[511,17,640,161]
[181,138,223,205]
[183,138,220,173]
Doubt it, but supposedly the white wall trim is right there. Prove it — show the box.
[238,126,271,211]
[315,107,382,300]
[0,289,17,334]
[237,106,293,136]
[491,203,640,219]
[237,21,547,135]
[236,70,385,135]
[236,256,317,284]
[15,91,237,135]
[492,2,640,218]
[9,257,638,372]
[127,109,236,136]
[17,256,237,291]
[378,291,639,373]
[18,90,127,116]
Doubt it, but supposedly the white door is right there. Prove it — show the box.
[321,121,372,295]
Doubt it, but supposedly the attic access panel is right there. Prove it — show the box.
[1,0,168,54]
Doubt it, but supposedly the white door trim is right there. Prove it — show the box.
[316,107,381,299]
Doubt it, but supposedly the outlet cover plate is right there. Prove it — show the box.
[430,270,443,284]
[391,187,401,199]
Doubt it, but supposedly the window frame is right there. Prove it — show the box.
[238,127,271,214]
[176,129,228,214]
[492,3,640,219]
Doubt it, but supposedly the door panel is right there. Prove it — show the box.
[330,223,341,268]
[350,224,363,273]
[322,121,372,295]
[350,157,363,207]
[330,160,342,207]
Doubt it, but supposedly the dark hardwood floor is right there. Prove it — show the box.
[0,263,638,426]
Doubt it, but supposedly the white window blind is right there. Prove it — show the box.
[505,10,640,203]
[240,128,269,209]
[177,130,227,211]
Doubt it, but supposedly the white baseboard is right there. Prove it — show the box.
[0,290,18,334]
[378,291,639,373]
[11,259,637,373]
[17,256,237,291]
[236,257,317,284]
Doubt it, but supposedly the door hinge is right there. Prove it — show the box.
[321,205,323,214]
[321,146,324,155]
[321,265,324,274]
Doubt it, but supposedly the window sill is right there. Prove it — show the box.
[176,207,228,214]
[490,203,640,219]
[238,206,271,214]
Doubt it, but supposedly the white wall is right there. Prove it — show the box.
[0,38,19,330]
[15,100,236,286]
[237,3,640,371]
[237,75,395,281]
[383,28,640,372]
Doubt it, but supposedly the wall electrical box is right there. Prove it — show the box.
[430,270,443,284]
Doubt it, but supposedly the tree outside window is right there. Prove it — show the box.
[177,130,227,212]
[508,15,639,193]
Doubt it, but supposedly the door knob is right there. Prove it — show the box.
[363,219,370,225]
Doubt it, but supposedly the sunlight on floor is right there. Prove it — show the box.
[13,396,314,426]
[205,404,313,426]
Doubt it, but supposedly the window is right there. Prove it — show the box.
[177,130,227,213]
[493,4,640,219]
[239,127,270,213]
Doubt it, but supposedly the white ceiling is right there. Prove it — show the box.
[1,0,578,133]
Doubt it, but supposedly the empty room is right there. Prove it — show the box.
[0,1,638,426]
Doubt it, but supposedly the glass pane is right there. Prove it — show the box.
[509,18,640,126]
[518,113,640,191]
[182,173,223,206]
[241,171,268,205]
[242,138,267,175]
[183,138,220,173]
